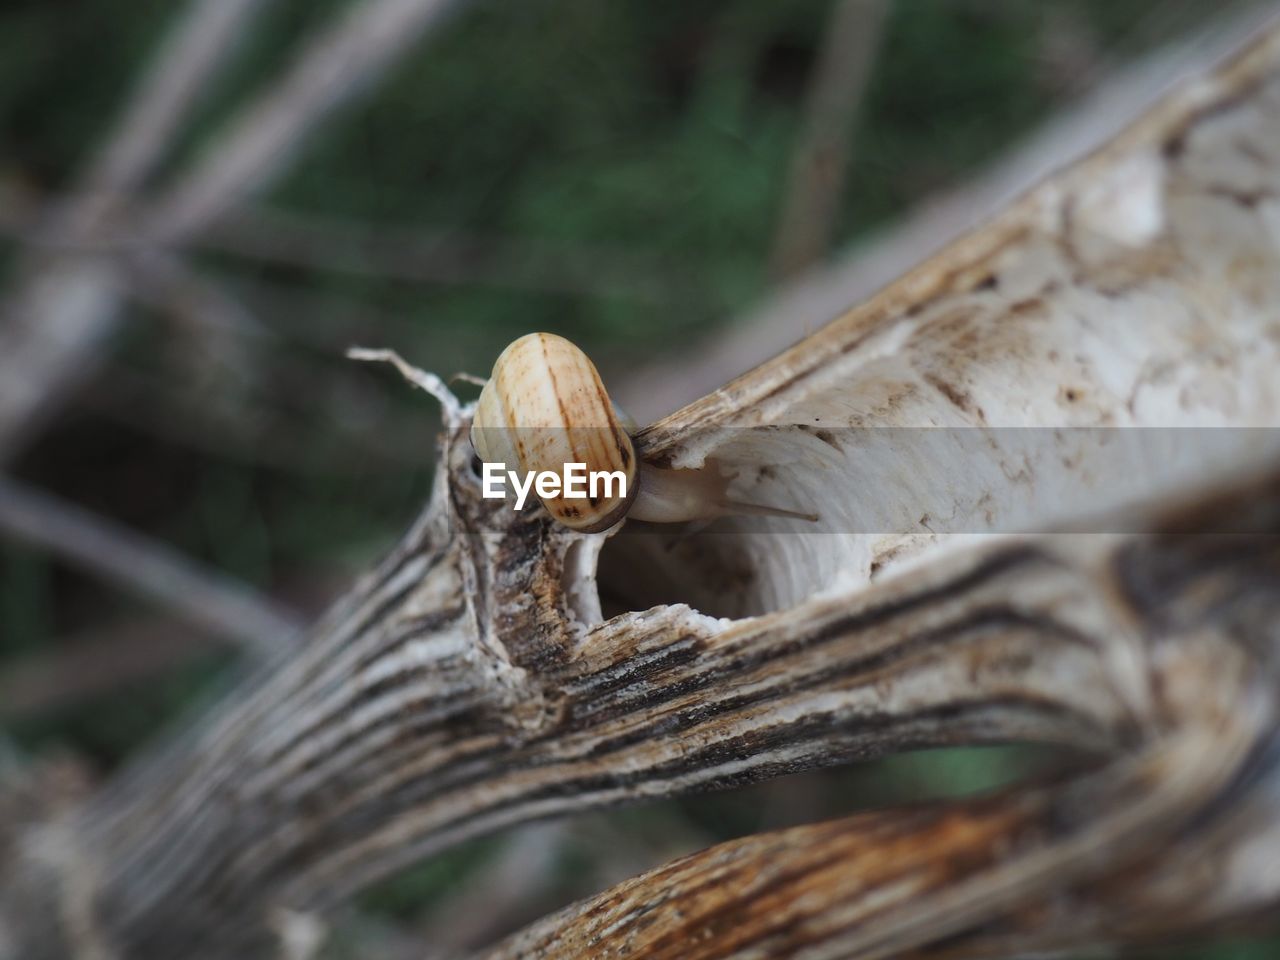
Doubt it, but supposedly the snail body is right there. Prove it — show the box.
[471,333,817,532]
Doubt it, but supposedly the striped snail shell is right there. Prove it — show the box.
[471,332,818,533]
[471,333,636,532]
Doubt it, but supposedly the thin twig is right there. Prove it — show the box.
[347,347,464,423]
[0,475,303,656]
[769,0,889,280]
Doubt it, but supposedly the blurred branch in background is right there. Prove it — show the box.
[81,364,424,475]
[68,0,272,231]
[0,0,270,464]
[142,0,463,245]
[0,0,466,466]
[202,206,695,304]
[114,255,439,472]
[0,618,221,721]
[416,822,569,959]
[769,0,888,281]
[0,198,695,305]
[0,475,302,657]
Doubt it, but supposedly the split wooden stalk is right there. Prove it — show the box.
[486,511,1280,959]
[4,13,1280,960]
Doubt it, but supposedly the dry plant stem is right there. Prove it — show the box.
[485,654,1276,960]
[625,14,1280,621]
[705,42,1280,439]
[6,423,1276,960]
[0,418,1142,957]
[769,0,888,280]
[487,500,1280,960]
[0,475,302,657]
[4,16,1280,960]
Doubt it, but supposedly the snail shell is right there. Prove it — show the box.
[471,333,637,532]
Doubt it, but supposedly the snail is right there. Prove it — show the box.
[470,332,818,533]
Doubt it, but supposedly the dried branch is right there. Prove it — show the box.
[2,13,1280,960]
[769,0,888,281]
[486,648,1275,960]
[0,475,303,657]
[5,475,1141,957]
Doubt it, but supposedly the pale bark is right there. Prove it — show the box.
[4,13,1280,960]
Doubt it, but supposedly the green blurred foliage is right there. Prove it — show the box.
[0,0,1269,953]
